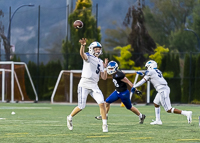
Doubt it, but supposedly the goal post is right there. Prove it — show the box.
[51,70,151,104]
[0,61,38,103]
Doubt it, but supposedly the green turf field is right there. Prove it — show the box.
[0,103,199,143]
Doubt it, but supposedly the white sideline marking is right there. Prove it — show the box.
[0,118,6,119]
[0,107,52,109]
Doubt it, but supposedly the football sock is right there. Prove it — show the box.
[155,107,160,121]
[181,111,187,116]
[68,115,73,120]
[139,113,142,118]
[102,119,107,125]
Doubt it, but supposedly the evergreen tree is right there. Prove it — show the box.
[168,54,181,103]
[124,5,156,67]
[62,0,101,70]
[190,55,197,102]
[194,54,200,100]
[174,54,181,102]
[182,54,190,103]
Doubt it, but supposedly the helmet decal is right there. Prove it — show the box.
[145,60,157,70]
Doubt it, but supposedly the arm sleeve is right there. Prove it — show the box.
[100,59,104,72]
[133,78,146,88]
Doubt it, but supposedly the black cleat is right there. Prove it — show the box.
[95,115,108,120]
[139,114,146,124]
[95,115,102,120]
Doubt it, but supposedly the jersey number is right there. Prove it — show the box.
[96,64,100,74]
[155,69,162,78]
[113,79,119,87]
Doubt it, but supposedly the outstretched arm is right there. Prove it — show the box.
[79,38,87,60]
[133,78,147,88]
[101,58,109,80]
[122,76,145,94]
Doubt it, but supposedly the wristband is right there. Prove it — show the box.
[104,68,107,72]
[82,44,86,46]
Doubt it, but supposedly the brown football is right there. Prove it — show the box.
[73,20,83,29]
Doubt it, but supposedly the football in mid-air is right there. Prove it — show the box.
[73,20,83,29]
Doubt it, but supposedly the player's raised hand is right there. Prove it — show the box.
[104,58,109,67]
[79,38,87,46]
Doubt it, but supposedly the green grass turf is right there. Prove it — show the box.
[0,103,199,143]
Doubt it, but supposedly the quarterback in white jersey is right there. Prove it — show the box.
[67,38,108,132]
[79,52,104,89]
[132,60,192,125]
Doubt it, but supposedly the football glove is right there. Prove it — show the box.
[135,90,142,96]
[136,71,144,76]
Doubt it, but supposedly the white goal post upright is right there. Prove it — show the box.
[0,69,24,102]
[51,70,150,104]
[0,61,38,103]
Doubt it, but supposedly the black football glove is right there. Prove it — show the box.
[135,90,142,96]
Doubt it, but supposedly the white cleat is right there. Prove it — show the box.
[102,124,108,132]
[186,111,192,124]
[150,120,162,125]
[67,116,73,130]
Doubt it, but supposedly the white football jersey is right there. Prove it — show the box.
[144,69,168,91]
[79,52,104,89]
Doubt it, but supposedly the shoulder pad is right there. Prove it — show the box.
[145,70,149,75]
[85,52,90,56]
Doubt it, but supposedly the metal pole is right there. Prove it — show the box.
[7,6,11,61]
[96,4,98,40]
[7,4,34,61]
[37,5,40,96]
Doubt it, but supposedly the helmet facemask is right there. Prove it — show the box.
[88,42,102,56]
[107,61,118,75]
[93,47,102,56]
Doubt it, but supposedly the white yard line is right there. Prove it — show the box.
[0,107,52,109]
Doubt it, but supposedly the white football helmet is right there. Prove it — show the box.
[88,41,102,56]
[107,61,118,75]
[145,60,157,70]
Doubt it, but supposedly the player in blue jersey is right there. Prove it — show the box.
[133,60,192,125]
[95,61,146,124]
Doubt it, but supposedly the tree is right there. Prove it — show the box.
[182,54,190,103]
[0,10,10,61]
[62,0,101,70]
[113,45,138,70]
[143,0,198,52]
[194,54,200,101]
[104,22,131,52]
[149,44,169,67]
[124,4,156,67]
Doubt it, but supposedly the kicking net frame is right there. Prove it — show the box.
[51,70,150,104]
[0,61,38,103]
